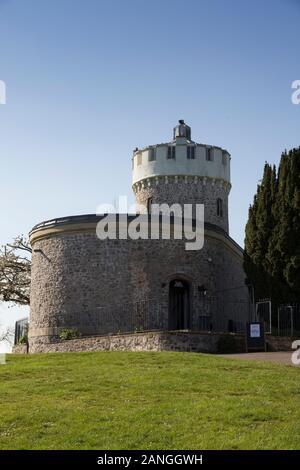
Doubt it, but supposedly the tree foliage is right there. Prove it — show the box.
[244,147,300,302]
[0,236,31,306]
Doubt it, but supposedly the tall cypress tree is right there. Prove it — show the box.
[282,148,300,295]
[244,163,275,299]
[244,147,300,303]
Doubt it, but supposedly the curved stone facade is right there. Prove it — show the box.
[133,175,230,233]
[28,216,248,351]
[26,121,249,354]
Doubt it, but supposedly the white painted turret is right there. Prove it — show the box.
[132,120,231,186]
[132,120,231,233]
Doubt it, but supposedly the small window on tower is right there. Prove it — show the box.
[148,148,156,162]
[147,197,153,214]
[206,148,213,161]
[167,146,176,159]
[187,146,195,159]
[137,153,142,166]
[217,198,223,217]
[222,151,227,165]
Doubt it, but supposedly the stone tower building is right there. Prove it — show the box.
[133,120,230,233]
[27,120,251,353]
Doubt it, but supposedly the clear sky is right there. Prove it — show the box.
[0,0,300,350]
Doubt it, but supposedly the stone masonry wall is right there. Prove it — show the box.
[266,336,296,351]
[12,344,28,354]
[29,222,248,350]
[29,331,246,354]
[133,176,230,233]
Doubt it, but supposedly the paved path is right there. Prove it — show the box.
[218,351,298,366]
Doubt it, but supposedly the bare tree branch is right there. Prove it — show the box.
[8,236,32,254]
[0,236,31,306]
[0,325,15,345]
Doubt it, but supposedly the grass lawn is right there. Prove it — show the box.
[0,352,299,450]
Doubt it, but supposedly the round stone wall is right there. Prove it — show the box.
[133,175,230,233]
[28,215,247,352]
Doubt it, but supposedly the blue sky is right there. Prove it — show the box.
[0,0,300,348]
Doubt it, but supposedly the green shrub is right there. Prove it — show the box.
[19,335,28,345]
[59,328,81,341]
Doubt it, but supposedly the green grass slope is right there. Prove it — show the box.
[0,352,299,450]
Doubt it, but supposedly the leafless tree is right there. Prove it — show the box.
[0,236,31,305]
[0,324,15,345]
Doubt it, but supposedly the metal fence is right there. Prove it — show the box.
[14,288,254,341]
[14,300,300,340]
[255,300,300,337]
[275,304,300,337]
[57,291,253,337]
[56,299,164,336]
[195,297,252,333]
[14,318,29,345]
[92,299,164,335]
[256,300,272,334]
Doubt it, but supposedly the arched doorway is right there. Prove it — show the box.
[168,279,191,330]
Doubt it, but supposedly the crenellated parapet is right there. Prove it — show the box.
[132,120,231,233]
